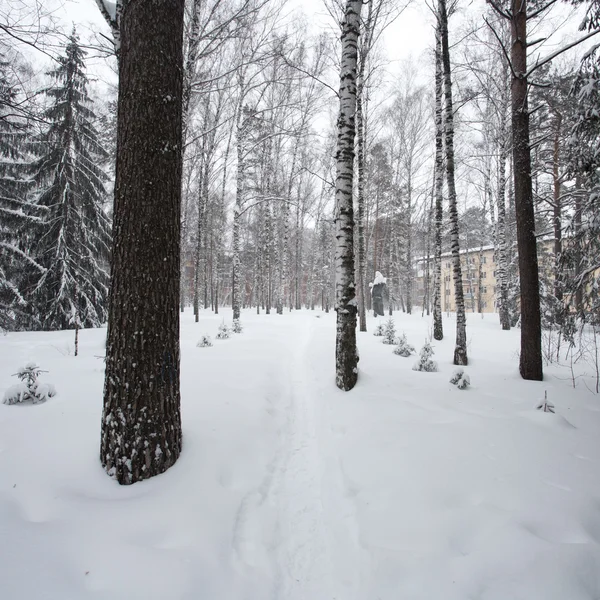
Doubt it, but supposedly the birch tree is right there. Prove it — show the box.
[334,0,362,391]
[439,0,468,365]
[432,28,444,340]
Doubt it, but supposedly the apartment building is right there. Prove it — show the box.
[415,246,498,313]
[414,239,560,314]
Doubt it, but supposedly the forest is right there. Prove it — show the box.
[1,0,600,597]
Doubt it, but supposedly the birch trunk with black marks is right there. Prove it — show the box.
[356,0,374,333]
[510,0,542,380]
[232,92,247,322]
[497,92,511,330]
[439,0,467,365]
[101,0,184,485]
[334,0,362,391]
[405,169,413,314]
[433,28,444,341]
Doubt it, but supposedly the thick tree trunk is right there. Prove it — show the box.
[433,30,444,341]
[510,0,542,380]
[439,0,467,365]
[101,0,184,485]
[334,0,362,391]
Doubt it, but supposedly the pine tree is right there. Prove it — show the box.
[563,6,600,319]
[0,54,42,330]
[98,0,185,485]
[28,31,110,331]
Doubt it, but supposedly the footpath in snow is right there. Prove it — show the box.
[1,309,600,599]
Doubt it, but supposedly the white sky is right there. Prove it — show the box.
[43,0,591,98]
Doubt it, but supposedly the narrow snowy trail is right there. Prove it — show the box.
[230,314,361,599]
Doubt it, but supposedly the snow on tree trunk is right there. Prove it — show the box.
[496,88,511,331]
[433,30,444,341]
[356,84,368,332]
[334,0,362,391]
[405,169,413,314]
[439,0,467,365]
[355,0,374,333]
[232,94,247,322]
[510,0,542,380]
[552,110,563,305]
[101,0,184,485]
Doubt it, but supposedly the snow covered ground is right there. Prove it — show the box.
[1,309,600,600]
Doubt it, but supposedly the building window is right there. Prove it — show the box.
[482,256,487,264]
[446,262,451,269]
[482,271,487,279]
[493,270,496,277]
[445,289,450,295]
[484,301,487,308]
[483,286,487,294]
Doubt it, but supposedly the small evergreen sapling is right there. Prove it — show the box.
[382,318,396,345]
[536,391,555,413]
[413,341,438,372]
[196,335,213,347]
[3,362,57,404]
[232,319,243,333]
[393,333,415,357]
[450,368,470,389]
[216,322,230,339]
[373,322,384,336]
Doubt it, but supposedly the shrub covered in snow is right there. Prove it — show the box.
[216,323,231,339]
[3,363,57,405]
[393,333,415,357]
[450,368,470,389]
[232,319,243,334]
[196,335,213,348]
[373,322,384,336]
[381,318,396,345]
[413,342,438,372]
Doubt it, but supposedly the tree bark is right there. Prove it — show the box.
[101,0,184,485]
[355,0,374,333]
[334,0,362,391]
[433,29,444,341]
[439,0,467,365]
[552,111,563,304]
[232,98,247,322]
[510,0,543,380]
[497,82,511,330]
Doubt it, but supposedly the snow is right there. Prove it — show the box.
[372,270,387,286]
[1,310,600,599]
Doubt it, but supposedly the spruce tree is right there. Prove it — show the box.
[0,54,42,330]
[28,31,110,331]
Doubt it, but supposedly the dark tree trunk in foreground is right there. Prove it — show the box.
[510,0,542,380]
[334,0,362,391]
[101,0,185,484]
